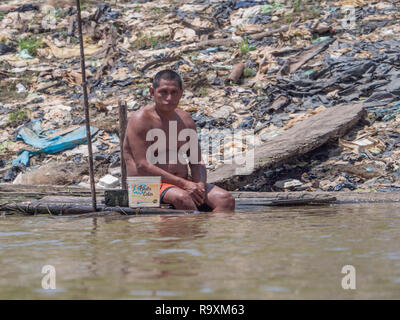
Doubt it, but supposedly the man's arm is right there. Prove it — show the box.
[188,137,207,186]
[126,112,190,189]
[180,112,207,185]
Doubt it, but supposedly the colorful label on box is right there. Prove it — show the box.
[128,183,160,207]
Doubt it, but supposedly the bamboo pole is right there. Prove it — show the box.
[76,0,97,212]
[119,100,127,190]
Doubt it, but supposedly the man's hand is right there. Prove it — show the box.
[183,180,206,207]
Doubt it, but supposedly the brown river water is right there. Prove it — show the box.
[0,202,400,299]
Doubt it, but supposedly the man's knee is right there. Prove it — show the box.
[217,191,235,210]
[173,190,196,209]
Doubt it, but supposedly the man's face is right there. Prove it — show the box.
[150,79,183,113]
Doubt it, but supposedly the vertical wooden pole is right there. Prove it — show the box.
[119,100,127,190]
[76,0,97,212]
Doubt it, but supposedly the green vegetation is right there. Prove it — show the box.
[185,51,200,63]
[0,142,8,154]
[150,7,164,14]
[294,0,302,12]
[284,1,321,24]
[262,0,321,27]
[0,12,5,21]
[149,7,167,18]
[199,87,208,97]
[261,1,284,14]
[130,32,168,50]
[17,36,42,56]
[243,67,256,78]
[149,34,159,49]
[7,109,30,125]
[0,70,33,103]
[239,38,256,56]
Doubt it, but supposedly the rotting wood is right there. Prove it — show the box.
[173,12,215,37]
[208,103,366,190]
[36,81,61,92]
[0,195,335,216]
[181,38,239,54]
[1,202,194,216]
[3,190,400,215]
[279,37,335,75]
[0,184,103,195]
[249,24,291,41]
[140,55,180,72]
[37,195,173,209]
[235,196,336,206]
[231,191,400,204]
[35,195,335,207]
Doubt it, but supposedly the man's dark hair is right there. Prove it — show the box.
[152,70,183,90]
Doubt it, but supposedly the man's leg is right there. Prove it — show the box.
[161,187,197,210]
[204,183,235,212]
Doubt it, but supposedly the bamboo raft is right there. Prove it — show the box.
[0,192,337,216]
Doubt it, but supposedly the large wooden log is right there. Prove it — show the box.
[232,191,400,204]
[1,202,195,216]
[235,196,336,206]
[0,184,104,196]
[208,103,366,190]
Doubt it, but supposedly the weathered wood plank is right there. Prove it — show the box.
[235,196,336,206]
[0,183,103,195]
[38,195,173,209]
[1,202,194,215]
[36,195,335,207]
[231,191,400,204]
[208,103,366,190]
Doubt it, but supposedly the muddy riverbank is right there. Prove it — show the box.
[1,0,400,193]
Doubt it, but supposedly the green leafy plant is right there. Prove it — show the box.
[239,38,249,55]
[239,38,256,56]
[17,36,42,56]
[7,110,29,125]
[0,141,10,154]
[261,1,284,14]
[149,34,158,49]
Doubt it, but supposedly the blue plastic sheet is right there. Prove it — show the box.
[234,1,268,9]
[12,121,99,166]
[367,100,400,122]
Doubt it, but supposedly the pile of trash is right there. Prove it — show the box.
[0,0,400,192]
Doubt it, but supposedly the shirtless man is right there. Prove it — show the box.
[123,70,235,212]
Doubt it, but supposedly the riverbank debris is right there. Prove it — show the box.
[0,0,399,193]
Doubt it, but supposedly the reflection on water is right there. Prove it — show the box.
[0,203,400,299]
